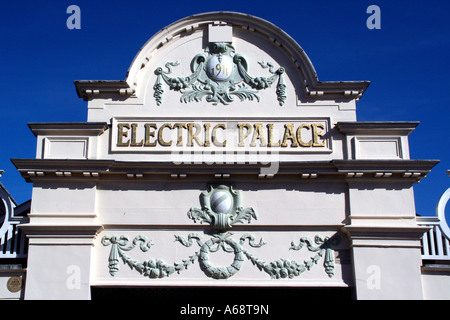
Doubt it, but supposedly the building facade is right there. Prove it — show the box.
[10,12,447,300]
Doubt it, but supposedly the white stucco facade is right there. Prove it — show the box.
[11,12,444,300]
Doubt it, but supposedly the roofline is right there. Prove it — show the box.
[74,11,371,102]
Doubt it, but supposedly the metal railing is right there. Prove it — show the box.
[0,181,29,259]
[418,216,450,260]
[417,180,450,261]
[0,219,28,258]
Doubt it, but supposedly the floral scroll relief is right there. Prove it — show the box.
[153,42,286,106]
[102,185,340,280]
[101,232,340,280]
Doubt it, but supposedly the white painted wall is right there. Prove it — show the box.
[16,12,439,300]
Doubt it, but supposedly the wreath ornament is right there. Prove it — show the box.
[102,185,340,280]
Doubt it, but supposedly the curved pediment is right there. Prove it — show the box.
[126,12,320,102]
[75,12,369,109]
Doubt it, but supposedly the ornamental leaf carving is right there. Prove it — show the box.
[101,186,340,281]
[102,232,340,280]
[187,185,258,231]
[153,42,286,106]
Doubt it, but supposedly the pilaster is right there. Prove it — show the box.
[20,224,102,300]
[342,225,429,300]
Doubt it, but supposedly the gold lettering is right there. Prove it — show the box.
[158,123,173,147]
[203,123,211,147]
[250,123,267,147]
[144,123,157,147]
[117,123,130,147]
[267,124,280,147]
[296,123,312,147]
[212,123,226,147]
[281,123,299,147]
[311,123,326,147]
[117,121,326,149]
[130,123,143,146]
[173,123,187,147]
[238,123,253,147]
[187,123,204,147]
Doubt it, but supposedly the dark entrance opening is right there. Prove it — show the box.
[91,286,352,302]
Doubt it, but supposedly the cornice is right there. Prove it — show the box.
[74,80,134,101]
[341,225,430,248]
[11,158,438,183]
[19,223,103,235]
[336,121,420,135]
[19,223,104,245]
[28,122,109,137]
[332,159,439,180]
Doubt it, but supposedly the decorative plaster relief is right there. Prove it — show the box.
[154,42,286,106]
[101,185,340,280]
[187,185,257,230]
[102,232,340,280]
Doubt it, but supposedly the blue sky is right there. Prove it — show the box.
[0,1,448,223]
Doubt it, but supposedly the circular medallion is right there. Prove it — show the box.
[7,276,22,293]
[206,55,233,81]
[198,237,244,279]
[210,190,233,214]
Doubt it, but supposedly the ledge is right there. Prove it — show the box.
[336,121,420,135]
[421,264,450,275]
[19,223,103,245]
[28,122,109,137]
[341,225,430,248]
[10,158,439,183]
[74,80,134,101]
[19,223,103,235]
[332,159,439,172]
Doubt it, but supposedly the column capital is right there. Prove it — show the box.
[341,225,430,248]
[20,223,103,245]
